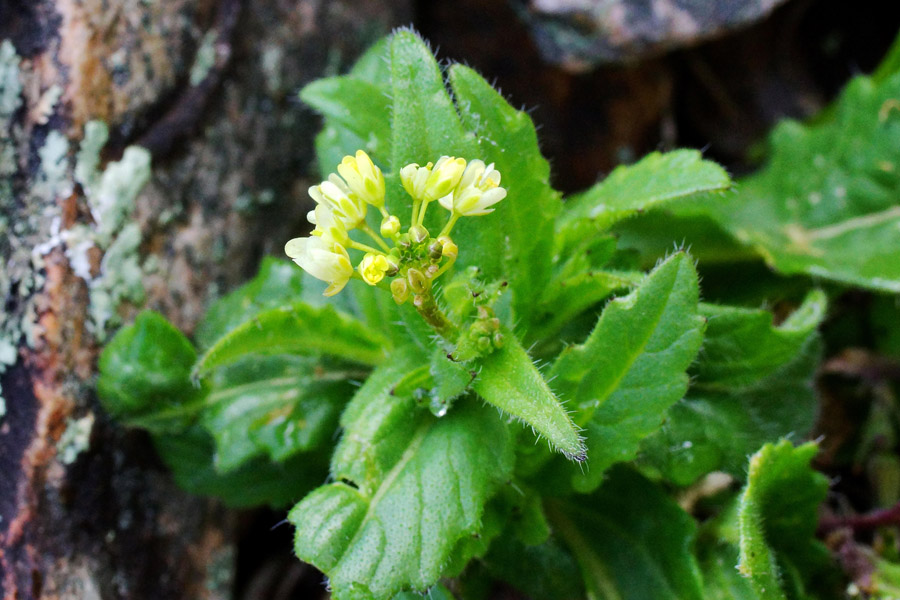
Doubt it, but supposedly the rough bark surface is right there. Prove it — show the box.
[0,1,409,598]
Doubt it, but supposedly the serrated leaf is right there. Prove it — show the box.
[549,252,705,491]
[194,302,390,377]
[448,64,561,324]
[290,355,514,599]
[737,441,830,600]
[641,292,826,485]
[548,467,705,600]
[199,355,354,472]
[97,311,204,432]
[696,67,900,292]
[557,150,732,244]
[473,332,586,461]
[195,257,305,350]
[153,426,329,508]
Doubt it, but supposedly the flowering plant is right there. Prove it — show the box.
[97,29,900,600]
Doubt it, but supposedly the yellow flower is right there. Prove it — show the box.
[308,204,349,247]
[400,162,432,200]
[308,174,367,229]
[439,160,506,216]
[284,236,353,296]
[337,150,386,208]
[424,156,467,200]
[358,252,390,285]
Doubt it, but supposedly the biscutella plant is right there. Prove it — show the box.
[97,28,900,600]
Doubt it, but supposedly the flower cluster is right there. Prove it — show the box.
[285,150,506,309]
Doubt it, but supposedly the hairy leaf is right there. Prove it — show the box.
[737,441,829,600]
[474,332,586,461]
[640,291,826,485]
[550,252,705,491]
[290,352,514,599]
[449,64,561,325]
[548,467,705,600]
[194,302,390,377]
[557,150,732,246]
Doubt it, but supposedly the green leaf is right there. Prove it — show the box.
[549,252,705,491]
[695,68,900,292]
[97,311,203,432]
[547,467,705,600]
[195,257,304,350]
[698,540,763,600]
[389,30,477,227]
[473,332,586,461]
[640,292,826,485]
[557,150,732,243]
[194,302,390,377]
[290,352,514,599]
[448,64,562,325]
[199,355,354,472]
[737,441,830,600]
[154,426,329,508]
[482,534,584,600]
[300,76,392,163]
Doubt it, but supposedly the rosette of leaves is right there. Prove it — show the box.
[99,29,852,600]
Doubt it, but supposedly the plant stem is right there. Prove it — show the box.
[414,291,458,339]
[358,223,392,252]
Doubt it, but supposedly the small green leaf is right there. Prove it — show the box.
[548,467,705,600]
[97,311,203,432]
[640,291,826,485]
[195,257,304,350]
[290,351,514,598]
[737,441,830,600]
[698,540,764,600]
[199,355,354,472]
[194,302,390,377]
[473,332,586,461]
[557,150,732,243]
[549,252,705,491]
[449,64,561,324]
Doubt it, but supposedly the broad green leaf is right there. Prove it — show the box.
[290,352,514,599]
[549,252,704,491]
[449,64,562,325]
[154,426,329,508]
[698,540,763,600]
[547,467,705,600]
[393,584,455,600]
[300,76,392,163]
[473,331,586,461]
[695,67,900,292]
[97,311,204,432]
[640,292,826,485]
[199,355,354,472]
[194,302,390,377]
[482,534,584,600]
[557,150,732,244]
[194,257,304,350]
[737,441,829,600]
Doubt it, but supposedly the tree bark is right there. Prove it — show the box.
[0,1,410,597]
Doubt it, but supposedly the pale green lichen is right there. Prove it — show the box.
[75,120,110,190]
[189,30,218,86]
[57,413,95,464]
[0,40,23,414]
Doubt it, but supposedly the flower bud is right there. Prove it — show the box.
[380,215,401,238]
[358,253,390,286]
[408,224,429,244]
[407,268,429,294]
[391,278,410,304]
[424,156,466,200]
